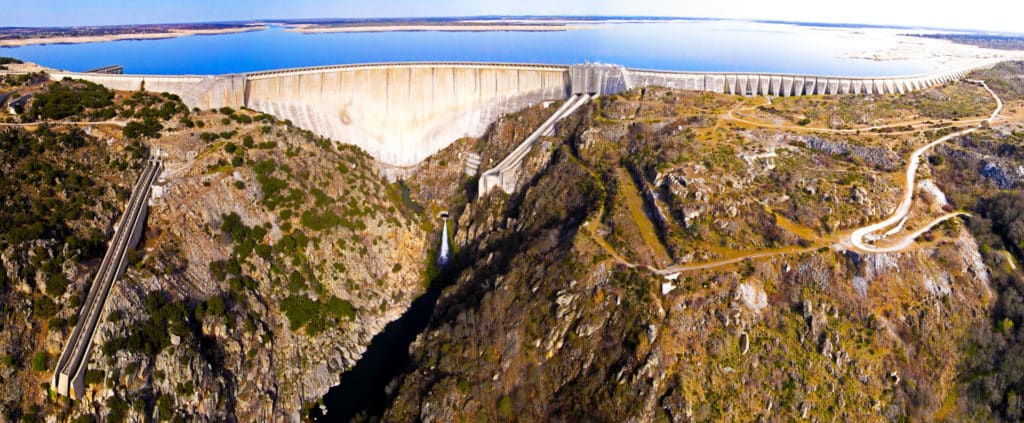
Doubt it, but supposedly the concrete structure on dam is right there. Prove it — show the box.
[49,63,568,167]
[43,59,1002,171]
[53,156,163,399]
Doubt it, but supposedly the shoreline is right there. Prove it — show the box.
[0,26,268,48]
[282,18,700,33]
[284,23,595,33]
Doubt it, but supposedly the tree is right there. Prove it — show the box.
[122,117,164,139]
[206,295,226,317]
[157,394,174,421]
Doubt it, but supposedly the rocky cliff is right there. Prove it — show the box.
[376,64,1024,421]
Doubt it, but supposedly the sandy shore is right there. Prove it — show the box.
[285,23,594,33]
[0,26,268,47]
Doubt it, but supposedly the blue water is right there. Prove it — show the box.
[2,21,939,76]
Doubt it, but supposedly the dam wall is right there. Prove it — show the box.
[46,71,246,110]
[621,68,972,96]
[43,60,1001,168]
[244,63,570,166]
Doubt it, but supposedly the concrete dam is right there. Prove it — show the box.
[46,60,1000,169]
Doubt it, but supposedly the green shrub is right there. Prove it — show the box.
[498,396,513,418]
[85,369,105,385]
[31,351,48,371]
[46,272,68,297]
[206,295,226,317]
[33,296,57,319]
[157,394,174,421]
[300,209,342,231]
[322,296,355,320]
[280,295,318,331]
[287,270,306,293]
[29,80,114,120]
[106,396,129,423]
[122,117,164,139]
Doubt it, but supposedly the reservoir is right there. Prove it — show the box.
[2,20,947,76]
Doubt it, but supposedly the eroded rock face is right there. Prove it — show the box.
[371,81,1010,422]
[78,121,429,420]
[800,135,899,171]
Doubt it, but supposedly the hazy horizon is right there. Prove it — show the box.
[0,15,1008,34]
[2,0,1022,34]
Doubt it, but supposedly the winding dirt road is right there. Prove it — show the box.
[849,80,1001,253]
[642,79,1004,274]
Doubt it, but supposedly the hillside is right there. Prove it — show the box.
[3,61,1024,422]
[376,62,1024,421]
[0,75,429,421]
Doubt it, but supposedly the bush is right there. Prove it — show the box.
[206,295,226,317]
[31,351,48,371]
[122,117,164,139]
[46,272,68,297]
[102,290,191,357]
[85,369,105,385]
[498,396,513,418]
[322,296,356,320]
[300,209,343,231]
[29,80,114,121]
[157,394,174,420]
[33,296,57,319]
[106,396,129,423]
[280,295,318,331]
[287,270,306,293]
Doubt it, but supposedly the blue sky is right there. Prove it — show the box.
[1,0,1019,33]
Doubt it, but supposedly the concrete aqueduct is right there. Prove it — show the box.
[46,60,993,171]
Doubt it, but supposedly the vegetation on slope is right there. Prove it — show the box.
[373,64,1024,421]
[0,90,163,421]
